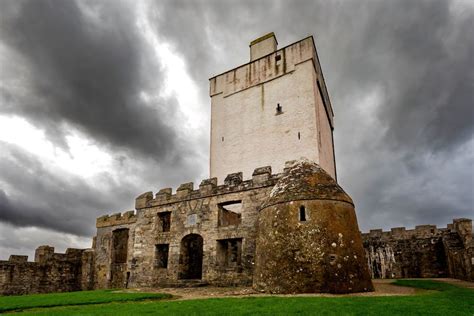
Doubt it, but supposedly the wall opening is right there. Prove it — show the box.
[276,103,283,115]
[112,228,129,263]
[179,234,203,279]
[299,206,306,222]
[217,238,242,271]
[298,132,301,140]
[110,228,129,288]
[125,272,130,288]
[157,212,171,232]
[155,244,169,269]
[218,201,242,227]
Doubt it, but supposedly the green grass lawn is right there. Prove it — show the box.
[1,280,473,315]
[0,289,170,313]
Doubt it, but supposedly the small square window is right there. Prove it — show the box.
[218,201,242,227]
[217,238,242,269]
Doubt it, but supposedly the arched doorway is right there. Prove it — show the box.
[179,234,203,279]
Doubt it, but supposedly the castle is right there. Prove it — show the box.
[0,33,472,296]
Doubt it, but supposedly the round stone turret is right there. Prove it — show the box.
[253,159,374,294]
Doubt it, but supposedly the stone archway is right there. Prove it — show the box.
[179,234,203,279]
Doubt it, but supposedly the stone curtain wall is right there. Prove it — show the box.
[94,166,277,289]
[362,218,473,281]
[0,246,93,295]
[1,159,472,295]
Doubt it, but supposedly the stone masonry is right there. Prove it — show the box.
[363,218,473,281]
[0,246,94,295]
[91,160,374,293]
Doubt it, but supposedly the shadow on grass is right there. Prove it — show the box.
[0,290,171,313]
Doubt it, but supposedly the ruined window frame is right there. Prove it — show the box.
[154,244,169,269]
[217,200,242,227]
[157,211,171,232]
[216,238,243,271]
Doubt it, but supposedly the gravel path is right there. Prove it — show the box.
[143,279,436,301]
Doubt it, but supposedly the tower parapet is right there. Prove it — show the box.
[130,165,279,211]
[96,211,137,228]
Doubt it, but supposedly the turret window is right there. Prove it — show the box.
[299,206,306,222]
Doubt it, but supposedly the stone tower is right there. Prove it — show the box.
[209,33,336,183]
[253,159,374,293]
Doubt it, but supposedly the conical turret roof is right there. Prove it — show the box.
[262,159,353,209]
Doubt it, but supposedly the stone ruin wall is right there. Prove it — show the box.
[0,163,472,295]
[0,245,95,295]
[362,218,473,281]
[93,166,277,289]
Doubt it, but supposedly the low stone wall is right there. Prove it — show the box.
[362,218,473,281]
[0,245,93,295]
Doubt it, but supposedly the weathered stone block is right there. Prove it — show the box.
[135,191,153,210]
[224,172,243,187]
[177,182,193,198]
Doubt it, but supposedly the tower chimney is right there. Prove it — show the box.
[250,32,278,61]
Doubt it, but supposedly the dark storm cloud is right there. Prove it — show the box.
[152,0,473,229]
[0,0,472,258]
[0,141,136,236]
[0,0,182,160]
[0,0,211,252]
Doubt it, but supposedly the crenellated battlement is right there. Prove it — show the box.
[0,245,90,295]
[96,210,137,228]
[363,225,443,239]
[362,218,472,240]
[1,246,86,265]
[133,165,276,210]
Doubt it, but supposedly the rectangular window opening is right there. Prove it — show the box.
[299,206,307,222]
[217,238,242,270]
[218,201,242,227]
[155,244,169,269]
[158,212,171,232]
[112,228,129,264]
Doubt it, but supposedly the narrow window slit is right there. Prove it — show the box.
[276,103,283,115]
[298,132,301,140]
[299,206,306,222]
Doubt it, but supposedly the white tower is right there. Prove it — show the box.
[209,33,336,182]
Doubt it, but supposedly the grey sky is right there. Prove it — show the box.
[0,0,472,259]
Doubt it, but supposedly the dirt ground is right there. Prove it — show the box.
[140,278,474,301]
